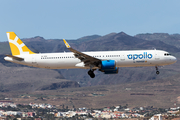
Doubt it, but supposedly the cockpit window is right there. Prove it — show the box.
[164,53,171,56]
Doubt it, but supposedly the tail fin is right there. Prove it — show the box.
[6,32,35,56]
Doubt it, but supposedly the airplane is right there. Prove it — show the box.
[4,32,177,78]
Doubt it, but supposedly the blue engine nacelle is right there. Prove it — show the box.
[101,60,116,70]
[100,60,119,74]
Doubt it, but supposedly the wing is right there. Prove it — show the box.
[63,39,101,68]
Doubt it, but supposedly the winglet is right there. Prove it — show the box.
[63,39,71,48]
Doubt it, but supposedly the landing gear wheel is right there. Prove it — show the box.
[155,66,160,75]
[156,71,160,75]
[88,70,95,78]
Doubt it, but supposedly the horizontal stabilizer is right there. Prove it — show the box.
[5,54,24,61]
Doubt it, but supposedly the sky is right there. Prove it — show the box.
[0,0,180,41]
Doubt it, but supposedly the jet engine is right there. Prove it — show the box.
[100,60,119,74]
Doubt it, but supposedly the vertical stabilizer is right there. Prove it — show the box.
[6,32,35,56]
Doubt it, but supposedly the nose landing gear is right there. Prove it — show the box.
[155,66,160,75]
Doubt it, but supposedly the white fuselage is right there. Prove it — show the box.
[4,50,177,69]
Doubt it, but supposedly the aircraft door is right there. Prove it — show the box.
[120,54,125,61]
[155,50,160,60]
[32,55,37,67]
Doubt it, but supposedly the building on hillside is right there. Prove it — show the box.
[54,112,63,117]
[27,112,36,117]
[4,111,22,116]
[66,111,76,117]
[149,114,163,120]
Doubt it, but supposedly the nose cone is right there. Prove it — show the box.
[171,56,177,64]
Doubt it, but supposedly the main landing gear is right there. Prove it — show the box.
[155,66,160,75]
[88,69,95,78]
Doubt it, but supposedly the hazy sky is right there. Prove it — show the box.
[0,0,180,41]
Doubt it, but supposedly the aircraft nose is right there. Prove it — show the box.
[171,56,177,63]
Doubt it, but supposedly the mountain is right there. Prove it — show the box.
[135,33,180,48]
[0,62,81,92]
[0,32,180,91]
